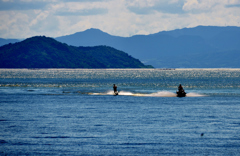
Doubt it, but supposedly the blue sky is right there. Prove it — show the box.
[0,0,240,38]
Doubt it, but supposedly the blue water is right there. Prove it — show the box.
[0,69,240,155]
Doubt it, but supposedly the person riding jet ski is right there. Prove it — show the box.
[113,84,118,95]
[177,84,186,97]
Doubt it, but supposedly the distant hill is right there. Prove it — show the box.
[0,36,152,68]
[55,26,240,68]
[0,38,19,47]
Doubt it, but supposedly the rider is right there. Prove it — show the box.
[178,84,184,92]
[113,84,117,93]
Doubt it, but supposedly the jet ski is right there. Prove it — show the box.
[176,90,186,97]
[176,84,186,97]
[114,91,118,96]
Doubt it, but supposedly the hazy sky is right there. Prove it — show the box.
[0,0,240,38]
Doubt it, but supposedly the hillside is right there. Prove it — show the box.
[55,26,240,68]
[0,38,19,47]
[0,36,152,68]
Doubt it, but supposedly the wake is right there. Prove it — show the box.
[91,91,205,97]
[185,92,206,97]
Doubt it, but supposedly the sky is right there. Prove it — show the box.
[0,0,240,39]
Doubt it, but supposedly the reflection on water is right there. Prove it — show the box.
[0,68,240,96]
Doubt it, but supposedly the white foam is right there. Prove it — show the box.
[118,91,135,96]
[90,90,206,97]
[147,91,177,97]
[186,92,206,97]
[106,91,115,95]
[119,91,176,97]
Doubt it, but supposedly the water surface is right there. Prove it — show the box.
[0,69,240,155]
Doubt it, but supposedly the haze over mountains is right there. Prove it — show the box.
[1,26,240,68]
[55,26,240,68]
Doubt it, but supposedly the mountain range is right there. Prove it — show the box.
[1,26,240,68]
[55,26,240,68]
[0,36,152,68]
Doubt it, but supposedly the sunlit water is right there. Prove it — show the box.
[0,69,240,155]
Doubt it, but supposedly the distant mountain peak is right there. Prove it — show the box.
[75,28,109,36]
[85,28,102,32]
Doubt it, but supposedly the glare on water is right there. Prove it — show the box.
[0,69,240,155]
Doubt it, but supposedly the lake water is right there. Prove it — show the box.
[0,69,240,155]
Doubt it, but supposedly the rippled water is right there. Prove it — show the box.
[0,69,240,155]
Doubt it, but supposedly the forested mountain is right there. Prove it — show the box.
[0,36,152,68]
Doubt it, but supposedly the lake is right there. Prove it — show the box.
[0,69,240,155]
